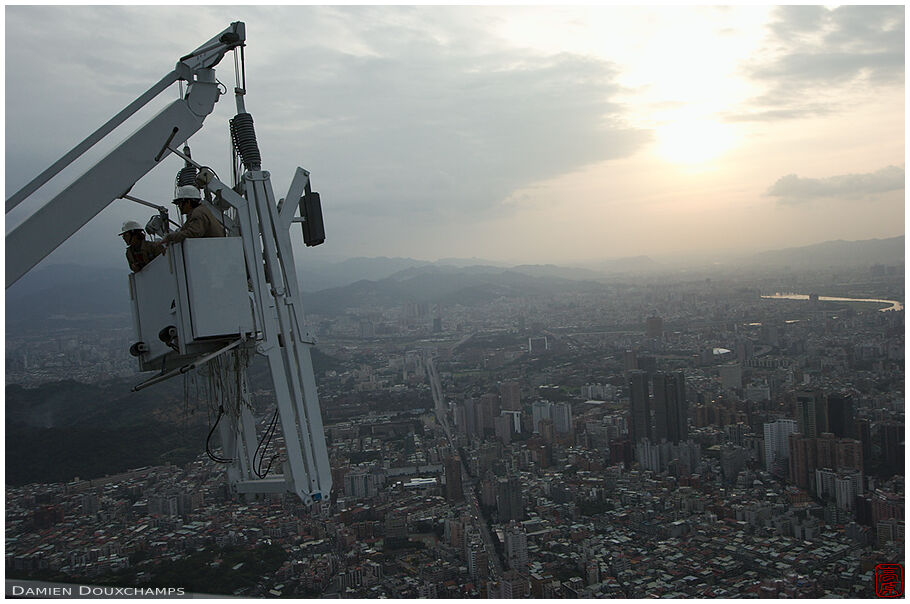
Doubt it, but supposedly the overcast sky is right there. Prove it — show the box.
[4,5,905,270]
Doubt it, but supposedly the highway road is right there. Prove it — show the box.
[423,351,503,579]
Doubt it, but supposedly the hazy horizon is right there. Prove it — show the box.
[5,6,905,271]
[11,233,905,278]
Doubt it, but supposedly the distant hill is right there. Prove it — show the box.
[577,255,663,274]
[6,263,130,327]
[295,255,508,291]
[5,350,343,485]
[748,236,904,268]
[296,256,431,291]
[301,268,608,315]
[5,375,208,485]
[8,236,901,325]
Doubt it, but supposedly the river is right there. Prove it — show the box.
[761,293,903,312]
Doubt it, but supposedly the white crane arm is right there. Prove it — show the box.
[5,22,246,289]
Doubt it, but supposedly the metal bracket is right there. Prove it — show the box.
[131,337,244,392]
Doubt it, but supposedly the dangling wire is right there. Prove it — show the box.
[197,348,255,465]
[206,405,233,464]
[253,408,281,478]
[198,356,232,464]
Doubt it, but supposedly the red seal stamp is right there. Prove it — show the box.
[875,563,904,598]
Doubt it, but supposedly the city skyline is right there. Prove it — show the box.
[6,260,904,597]
[5,5,905,269]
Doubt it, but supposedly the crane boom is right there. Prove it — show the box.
[5,22,245,289]
[5,22,333,505]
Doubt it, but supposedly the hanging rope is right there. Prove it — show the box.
[192,347,256,465]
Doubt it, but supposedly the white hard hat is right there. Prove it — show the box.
[119,220,143,235]
[174,185,201,200]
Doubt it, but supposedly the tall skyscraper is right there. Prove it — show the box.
[494,414,513,444]
[653,371,687,444]
[796,391,823,438]
[856,419,873,471]
[504,523,529,571]
[463,397,479,437]
[480,393,500,435]
[816,432,836,469]
[532,401,552,433]
[835,439,864,473]
[553,402,572,434]
[825,393,855,438]
[764,419,797,470]
[788,433,816,490]
[645,316,664,338]
[629,371,651,444]
[500,382,521,411]
[880,422,904,472]
[497,475,524,522]
[445,455,464,502]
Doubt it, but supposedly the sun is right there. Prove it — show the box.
[655,118,737,166]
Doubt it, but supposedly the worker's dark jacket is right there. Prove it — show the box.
[126,240,164,272]
[164,205,225,244]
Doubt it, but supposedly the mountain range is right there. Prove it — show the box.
[6,236,903,325]
[745,236,904,268]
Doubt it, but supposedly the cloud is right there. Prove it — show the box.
[251,12,649,222]
[5,5,650,267]
[766,165,905,205]
[737,5,904,121]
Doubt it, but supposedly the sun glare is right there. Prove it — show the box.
[655,119,737,166]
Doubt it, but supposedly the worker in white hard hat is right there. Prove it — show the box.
[161,185,225,247]
[120,220,163,272]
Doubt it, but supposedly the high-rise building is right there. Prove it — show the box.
[538,418,555,443]
[720,445,748,483]
[856,419,873,471]
[446,517,466,549]
[553,402,572,434]
[479,393,500,435]
[463,397,479,437]
[494,414,512,444]
[876,519,905,548]
[815,468,837,499]
[629,370,651,444]
[532,401,552,433]
[454,404,467,436]
[466,539,489,579]
[652,371,687,444]
[788,433,816,490]
[795,391,824,438]
[835,438,864,472]
[816,432,837,469]
[504,523,529,571]
[500,570,529,598]
[764,419,797,470]
[445,455,464,502]
[497,475,524,522]
[834,471,863,512]
[825,393,855,438]
[718,363,742,390]
[645,316,664,338]
[637,356,658,376]
[385,510,407,539]
[880,422,905,472]
[418,582,437,598]
[500,381,521,411]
